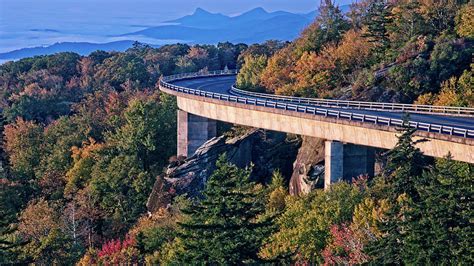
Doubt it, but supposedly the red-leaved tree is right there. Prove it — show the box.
[322,223,370,265]
[97,235,140,264]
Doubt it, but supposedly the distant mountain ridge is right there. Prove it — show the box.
[165,7,304,28]
[0,6,351,62]
[122,6,350,44]
[0,41,160,62]
[122,7,327,44]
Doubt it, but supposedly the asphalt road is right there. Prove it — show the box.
[172,75,474,132]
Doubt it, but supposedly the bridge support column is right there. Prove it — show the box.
[324,141,375,190]
[177,110,217,157]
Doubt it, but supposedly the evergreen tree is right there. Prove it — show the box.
[171,155,270,264]
[388,0,426,48]
[0,176,27,264]
[404,156,473,264]
[383,120,429,201]
[316,0,351,46]
[0,113,23,263]
[363,0,391,57]
[0,178,21,264]
[298,0,350,54]
[367,119,429,264]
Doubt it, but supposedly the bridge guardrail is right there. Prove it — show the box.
[230,86,474,117]
[159,70,474,139]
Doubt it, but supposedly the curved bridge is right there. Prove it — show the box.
[159,71,474,187]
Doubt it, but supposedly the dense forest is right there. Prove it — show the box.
[1,0,473,264]
[237,0,473,106]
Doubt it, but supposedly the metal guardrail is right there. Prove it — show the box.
[159,70,474,139]
[161,69,238,82]
[230,86,474,117]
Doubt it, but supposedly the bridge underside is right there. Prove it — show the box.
[177,110,216,157]
[171,95,474,164]
[177,108,376,189]
[324,141,375,189]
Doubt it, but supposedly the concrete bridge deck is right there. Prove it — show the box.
[159,72,474,173]
[172,75,474,132]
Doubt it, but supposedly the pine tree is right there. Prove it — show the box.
[0,216,18,264]
[388,0,426,47]
[367,118,429,264]
[404,156,473,264]
[172,155,270,264]
[0,176,23,264]
[363,0,391,56]
[300,0,351,54]
[316,0,351,46]
[383,120,429,201]
[0,112,23,264]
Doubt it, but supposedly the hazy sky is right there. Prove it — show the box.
[0,0,356,52]
[0,0,356,18]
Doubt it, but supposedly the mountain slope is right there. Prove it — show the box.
[165,8,230,29]
[0,41,142,61]
[123,7,314,44]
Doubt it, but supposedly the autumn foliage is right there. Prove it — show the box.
[1,0,473,264]
[97,235,139,264]
[322,223,370,265]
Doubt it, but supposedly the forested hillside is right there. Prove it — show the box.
[237,0,473,106]
[0,42,247,263]
[1,0,473,265]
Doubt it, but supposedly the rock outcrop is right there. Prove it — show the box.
[147,129,300,213]
[147,129,387,212]
[289,136,325,195]
[289,138,388,195]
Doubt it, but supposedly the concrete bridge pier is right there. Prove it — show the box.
[324,141,375,190]
[177,110,217,157]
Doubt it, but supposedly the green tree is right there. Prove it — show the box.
[316,0,351,46]
[367,120,429,264]
[236,55,268,92]
[363,0,391,57]
[429,35,473,90]
[4,118,44,182]
[90,154,151,236]
[456,3,474,38]
[16,199,80,264]
[419,0,467,35]
[383,121,429,200]
[260,182,365,263]
[94,53,150,90]
[403,157,473,264]
[0,179,23,264]
[169,155,269,264]
[296,0,350,55]
[40,117,87,173]
[44,52,81,80]
[265,170,288,215]
[109,95,177,171]
[3,94,72,123]
[237,40,285,66]
[388,1,426,48]
[217,42,248,69]
[175,56,197,74]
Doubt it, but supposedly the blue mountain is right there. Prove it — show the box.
[123,7,324,44]
[1,5,352,62]
[0,41,154,62]
[165,8,230,29]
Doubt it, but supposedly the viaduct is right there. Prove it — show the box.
[159,71,474,189]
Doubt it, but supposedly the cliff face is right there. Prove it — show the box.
[147,129,300,213]
[289,136,325,195]
[147,129,386,211]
